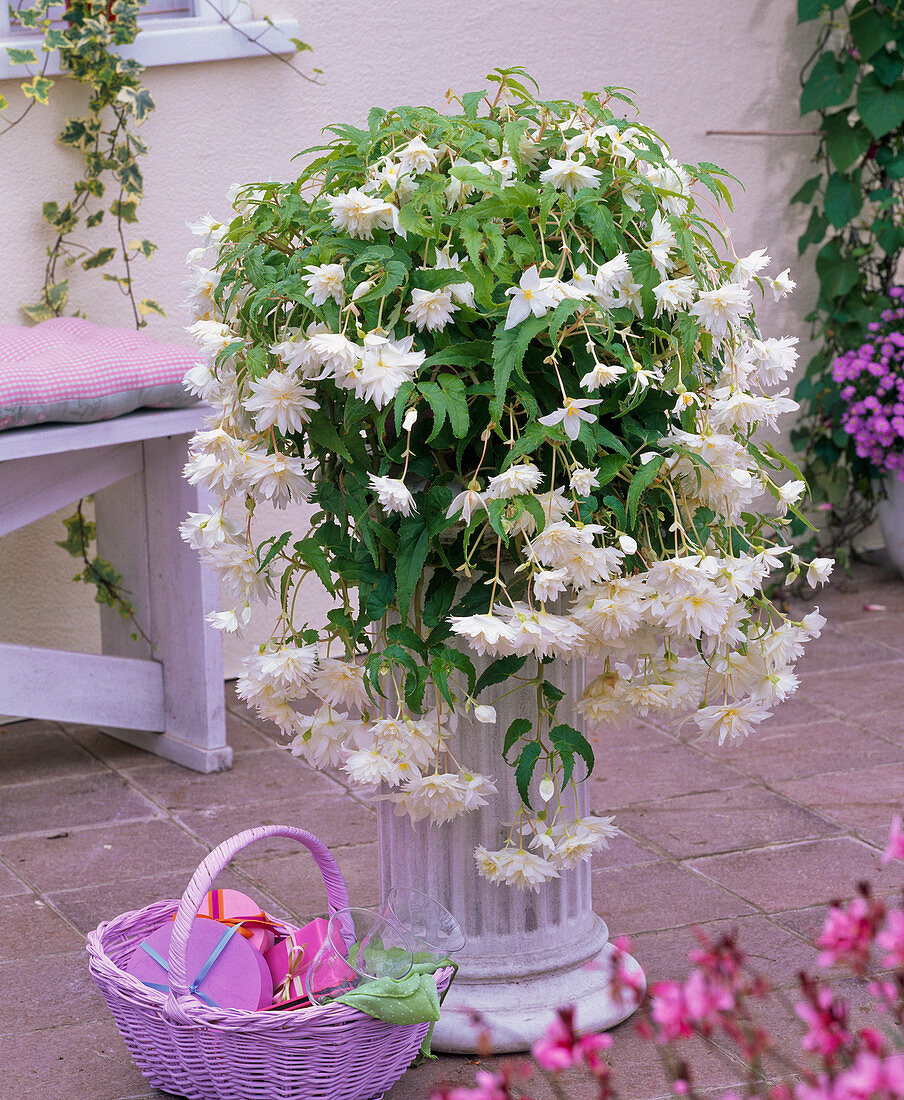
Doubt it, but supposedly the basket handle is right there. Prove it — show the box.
[166,825,351,1005]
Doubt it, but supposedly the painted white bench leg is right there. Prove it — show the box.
[94,432,231,773]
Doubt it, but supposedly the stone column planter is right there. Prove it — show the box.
[377,654,644,1053]
[877,475,904,575]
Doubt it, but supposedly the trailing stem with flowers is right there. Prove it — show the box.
[181,68,832,890]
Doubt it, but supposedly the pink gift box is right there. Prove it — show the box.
[264,917,354,1005]
[125,916,273,1011]
[196,888,281,953]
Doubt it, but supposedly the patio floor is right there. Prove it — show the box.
[2,558,904,1099]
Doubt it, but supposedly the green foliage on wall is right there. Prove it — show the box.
[791,0,904,559]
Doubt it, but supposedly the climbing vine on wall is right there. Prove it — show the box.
[791,0,904,561]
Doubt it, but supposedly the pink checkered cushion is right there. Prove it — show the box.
[0,317,199,431]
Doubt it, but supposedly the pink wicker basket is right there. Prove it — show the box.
[86,825,452,1100]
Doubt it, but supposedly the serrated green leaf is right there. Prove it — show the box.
[515,741,542,809]
[257,530,292,572]
[417,381,448,442]
[627,455,665,526]
[491,314,548,420]
[503,717,533,760]
[293,536,336,595]
[474,655,528,697]
[437,373,469,438]
[395,518,430,619]
[790,175,822,204]
[549,723,595,781]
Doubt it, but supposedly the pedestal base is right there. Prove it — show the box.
[432,942,645,1054]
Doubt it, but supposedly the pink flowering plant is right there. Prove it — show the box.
[833,289,904,479]
[181,68,830,889]
[434,823,904,1100]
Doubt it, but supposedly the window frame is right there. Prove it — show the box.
[0,0,301,79]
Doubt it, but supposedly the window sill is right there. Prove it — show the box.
[0,16,301,81]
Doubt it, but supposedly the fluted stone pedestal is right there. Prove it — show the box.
[377,655,644,1053]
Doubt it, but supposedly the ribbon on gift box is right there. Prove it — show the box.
[138,922,243,1008]
[273,941,308,1004]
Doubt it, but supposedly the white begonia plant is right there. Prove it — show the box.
[182,68,829,889]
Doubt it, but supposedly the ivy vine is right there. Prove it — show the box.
[791,0,904,562]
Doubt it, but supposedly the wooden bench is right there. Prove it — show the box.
[0,406,231,773]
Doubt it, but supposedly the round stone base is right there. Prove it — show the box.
[432,942,645,1054]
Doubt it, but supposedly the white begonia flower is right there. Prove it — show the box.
[368,473,417,516]
[653,275,697,317]
[580,357,627,389]
[486,462,543,499]
[404,287,459,332]
[767,267,796,302]
[538,777,556,803]
[325,188,398,240]
[776,479,806,516]
[597,123,639,164]
[532,568,569,602]
[344,748,410,787]
[448,612,517,657]
[243,371,319,435]
[402,407,418,431]
[369,159,418,202]
[749,336,799,385]
[398,135,440,176]
[183,265,219,323]
[591,252,632,309]
[434,250,475,306]
[731,248,771,286]
[302,263,345,306]
[186,213,226,246]
[648,210,676,276]
[310,658,368,710]
[446,487,487,523]
[258,644,319,688]
[355,333,426,408]
[179,506,237,551]
[641,157,692,214]
[693,698,772,746]
[351,278,376,302]
[690,282,753,339]
[206,609,244,633]
[473,705,497,724]
[474,846,560,891]
[618,534,638,555]
[183,362,220,402]
[504,265,559,329]
[540,154,603,197]
[291,709,356,769]
[806,557,834,588]
[538,397,602,440]
[570,467,600,496]
[244,451,313,508]
[187,319,235,358]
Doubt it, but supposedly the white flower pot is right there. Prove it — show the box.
[877,474,904,575]
[376,653,644,1053]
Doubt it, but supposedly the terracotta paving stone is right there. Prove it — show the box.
[860,708,904,745]
[0,819,211,894]
[242,841,382,922]
[591,861,754,935]
[122,748,345,812]
[0,719,105,785]
[842,612,904,655]
[587,740,747,810]
[0,894,84,960]
[614,785,840,859]
[793,624,902,673]
[173,790,377,857]
[772,761,904,845]
[0,859,29,896]
[592,831,662,869]
[222,708,274,754]
[0,951,109,1036]
[797,658,904,719]
[44,866,256,936]
[629,913,814,989]
[718,718,901,781]
[587,716,677,751]
[687,836,904,912]
[63,724,167,770]
[0,772,159,839]
[0,1017,152,1100]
